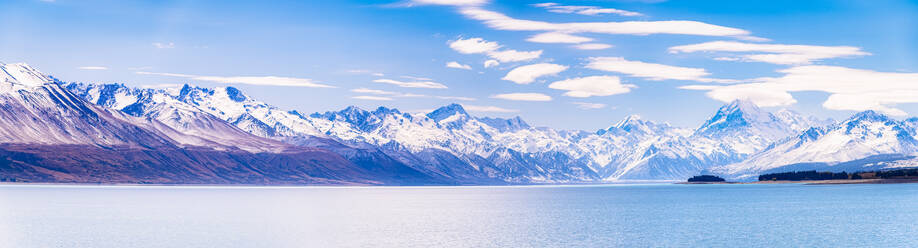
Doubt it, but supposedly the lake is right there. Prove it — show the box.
[1,183,916,247]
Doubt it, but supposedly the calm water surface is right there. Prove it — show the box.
[1,183,916,247]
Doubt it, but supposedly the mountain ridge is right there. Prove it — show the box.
[7,62,917,184]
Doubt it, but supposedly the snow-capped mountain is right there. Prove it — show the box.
[593,100,825,180]
[714,110,918,179]
[0,63,173,147]
[65,79,836,182]
[0,63,438,185]
[70,83,598,183]
[13,62,884,184]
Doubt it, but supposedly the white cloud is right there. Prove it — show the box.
[136,71,334,88]
[351,88,474,101]
[464,105,518,113]
[486,49,543,63]
[78,66,108,70]
[446,61,472,70]
[484,60,500,68]
[459,8,756,39]
[573,43,612,50]
[526,32,593,44]
[713,57,741,61]
[681,83,796,108]
[669,41,870,65]
[533,2,643,17]
[585,57,728,82]
[501,63,568,84]
[548,75,636,97]
[682,65,918,116]
[409,0,488,6]
[491,93,552,101]
[572,102,607,109]
[352,95,394,101]
[373,79,448,89]
[449,37,500,54]
[448,37,542,63]
[152,42,175,49]
[400,75,433,81]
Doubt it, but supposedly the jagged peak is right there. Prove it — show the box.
[477,116,530,131]
[846,110,892,124]
[372,106,401,115]
[696,99,775,134]
[426,103,469,122]
[177,84,214,101]
[722,99,762,112]
[612,114,646,129]
[0,62,53,87]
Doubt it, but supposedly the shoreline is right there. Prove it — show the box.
[679,178,918,185]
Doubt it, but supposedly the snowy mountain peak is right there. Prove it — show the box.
[696,99,776,136]
[0,63,54,87]
[846,110,891,124]
[613,114,644,128]
[477,116,530,132]
[607,114,672,135]
[426,103,469,122]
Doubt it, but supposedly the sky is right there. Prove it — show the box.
[1,0,917,130]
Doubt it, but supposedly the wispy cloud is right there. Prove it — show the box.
[526,32,593,44]
[491,92,552,101]
[351,87,474,101]
[446,61,472,70]
[152,42,175,49]
[78,66,108,70]
[483,60,500,68]
[682,65,918,116]
[585,57,731,82]
[373,79,448,89]
[405,0,489,7]
[136,71,334,88]
[458,8,760,40]
[449,37,542,63]
[573,43,612,50]
[486,49,542,63]
[449,37,500,54]
[572,102,607,109]
[533,2,643,17]
[502,63,568,84]
[549,75,636,98]
[400,75,433,81]
[464,105,518,113]
[669,41,870,65]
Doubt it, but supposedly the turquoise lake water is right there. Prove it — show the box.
[1,183,916,247]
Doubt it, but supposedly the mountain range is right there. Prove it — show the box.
[3,62,918,184]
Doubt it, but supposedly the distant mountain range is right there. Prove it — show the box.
[2,62,917,184]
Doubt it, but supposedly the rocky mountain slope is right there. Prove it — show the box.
[0,63,436,185]
[66,80,830,182]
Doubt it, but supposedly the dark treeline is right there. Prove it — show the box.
[759,168,918,181]
[687,175,725,182]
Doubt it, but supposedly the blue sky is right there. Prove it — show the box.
[1,0,917,130]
